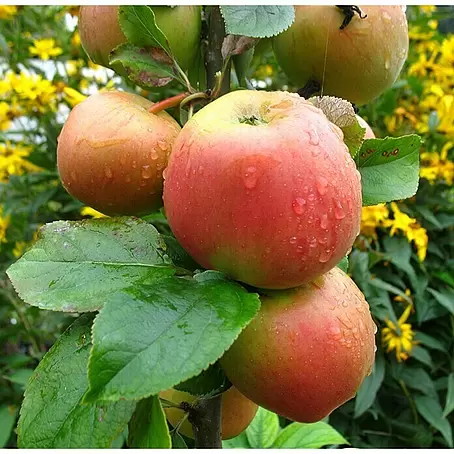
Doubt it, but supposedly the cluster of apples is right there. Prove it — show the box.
[57,5,408,440]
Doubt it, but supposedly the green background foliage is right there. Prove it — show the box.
[0,4,453,449]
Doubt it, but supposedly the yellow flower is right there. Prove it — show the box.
[0,141,43,182]
[63,86,87,107]
[12,72,57,113]
[80,207,106,218]
[0,5,17,19]
[421,142,454,186]
[420,5,436,15]
[71,31,81,48]
[394,288,412,303]
[0,206,10,244]
[388,203,428,262]
[360,204,390,238]
[382,304,417,362]
[29,38,63,61]
[0,101,12,131]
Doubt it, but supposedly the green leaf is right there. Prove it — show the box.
[354,353,385,418]
[427,288,454,315]
[3,368,33,387]
[17,314,136,448]
[415,395,453,447]
[0,405,17,448]
[246,407,280,448]
[399,367,437,398]
[308,96,364,157]
[175,362,231,398]
[273,421,349,448]
[118,6,171,54]
[336,256,349,273]
[357,135,421,206]
[6,218,174,312]
[128,395,171,448]
[443,374,454,418]
[170,429,188,448]
[162,235,200,272]
[414,332,448,354]
[220,6,295,38]
[411,346,434,369]
[110,43,184,89]
[222,431,250,448]
[233,48,254,88]
[84,271,260,402]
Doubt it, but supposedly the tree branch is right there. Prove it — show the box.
[189,394,223,448]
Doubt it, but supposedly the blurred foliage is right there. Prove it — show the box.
[0,4,453,449]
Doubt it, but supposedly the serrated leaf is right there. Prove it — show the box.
[220,6,295,38]
[110,43,182,89]
[336,256,349,273]
[354,353,385,418]
[246,407,280,448]
[357,135,421,206]
[415,395,453,447]
[443,374,454,418]
[175,362,231,398]
[84,271,260,402]
[0,405,17,448]
[128,395,171,448]
[17,314,136,448]
[6,218,175,312]
[118,6,171,54]
[222,431,250,448]
[308,96,364,156]
[272,421,348,448]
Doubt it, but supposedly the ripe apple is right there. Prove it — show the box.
[159,386,258,440]
[79,6,201,71]
[357,115,376,139]
[163,90,362,289]
[57,90,181,216]
[220,267,377,423]
[273,6,408,105]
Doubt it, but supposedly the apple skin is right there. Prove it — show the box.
[220,267,377,423]
[273,6,408,105]
[57,90,181,216]
[163,90,362,289]
[78,6,201,71]
[159,386,258,440]
[357,115,376,139]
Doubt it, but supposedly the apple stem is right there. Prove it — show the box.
[148,92,190,115]
[189,394,223,448]
[297,79,322,99]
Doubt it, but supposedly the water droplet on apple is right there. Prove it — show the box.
[150,149,159,160]
[292,197,306,215]
[334,200,346,219]
[320,213,328,229]
[157,140,167,151]
[308,236,317,248]
[289,236,297,244]
[316,176,328,195]
[385,59,391,70]
[318,248,332,263]
[308,193,315,202]
[132,160,137,169]
[308,127,320,145]
[142,165,152,179]
[382,11,392,22]
[105,167,113,178]
[243,166,257,189]
[70,171,76,181]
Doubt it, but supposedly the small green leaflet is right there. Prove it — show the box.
[17,314,135,448]
[110,43,183,89]
[84,271,260,402]
[220,6,295,38]
[357,135,421,206]
[118,6,171,54]
[0,405,17,448]
[6,218,175,312]
[246,407,280,448]
[272,421,349,448]
[128,396,171,448]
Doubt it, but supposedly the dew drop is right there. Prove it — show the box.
[308,193,315,202]
[70,171,77,181]
[334,200,346,219]
[243,166,258,189]
[150,149,159,160]
[105,167,113,178]
[385,59,391,70]
[308,236,317,248]
[319,248,332,263]
[308,127,320,145]
[320,213,329,230]
[289,236,297,244]
[316,176,328,195]
[157,140,167,151]
[132,160,137,169]
[382,11,392,22]
[142,165,152,179]
[292,197,306,215]
[162,168,168,180]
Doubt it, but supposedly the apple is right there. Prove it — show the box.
[220,266,377,423]
[57,90,181,216]
[272,6,408,105]
[159,386,258,440]
[163,90,362,289]
[79,6,201,71]
[357,115,376,139]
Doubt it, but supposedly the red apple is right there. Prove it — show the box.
[160,386,258,440]
[57,90,181,216]
[273,6,408,105]
[163,90,362,289]
[220,267,377,423]
[79,6,201,72]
